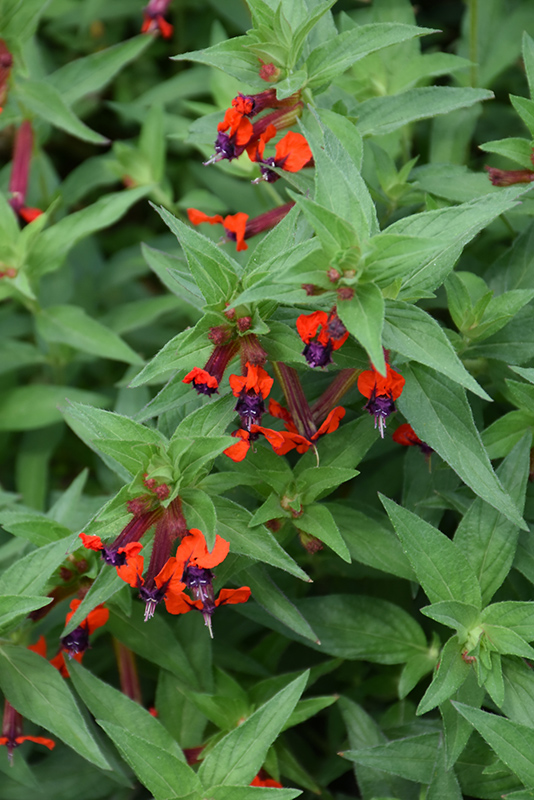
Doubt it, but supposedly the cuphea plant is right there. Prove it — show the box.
[2,1,534,798]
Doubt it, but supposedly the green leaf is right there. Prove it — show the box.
[479,137,533,168]
[307,23,434,86]
[0,533,79,597]
[453,702,534,788]
[48,35,152,105]
[97,720,201,800]
[208,787,300,800]
[69,660,186,761]
[327,504,414,580]
[29,186,151,277]
[417,636,470,715]
[16,79,108,144]
[243,566,319,643]
[0,385,109,431]
[296,504,351,562]
[482,410,534,459]
[0,507,72,546]
[154,206,238,306]
[337,283,385,372]
[383,301,489,400]
[441,671,484,768]
[297,466,358,504]
[0,595,51,634]
[454,433,531,604]
[107,605,199,689]
[0,645,110,769]
[36,305,143,365]
[180,488,217,551]
[397,363,526,529]
[342,733,440,783]
[215,497,310,582]
[381,496,482,607]
[357,87,493,137]
[198,672,308,788]
[172,36,261,83]
[427,738,463,800]
[421,601,481,635]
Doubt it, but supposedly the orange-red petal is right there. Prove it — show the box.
[268,398,293,426]
[215,587,251,606]
[19,207,43,223]
[229,363,273,397]
[314,406,345,438]
[157,15,173,38]
[223,212,249,251]
[217,107,243,135]
[250,775,283,788]
[224,429,251,462]
[17,736,55,750]
[116,548,144,588]
[183,367,219,390]
[187,208,224,226]
[296,311,328,344]
[392,423,422,447]
[357,364,405,401]
[85,604,110,635]
[28,635,47,658]
[79,533,104,551]
[154,557,187,597]
[163,591,198,615]
[176,528,230,569]
[331,329,350,350]
[275,131,312,172]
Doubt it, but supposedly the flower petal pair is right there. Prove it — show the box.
[186,209,249,251]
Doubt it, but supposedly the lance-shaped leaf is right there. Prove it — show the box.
[198,672,308,789]
[296,504,351,563]
[306,22,435,86]
[397,364,526,529]
[357,86,494,138]
[341,732,441,783]
[453,703,534,788]
[383,300,489,399]
[154,206,239,306]
[0,385,109,431]
[417,636,471,715]
[454,433,531,604]
[172,36,261,83]
[36,305,143,365]
[337,283,385,373]
[381,496,482,607]
[0,645,110,769]
[0,533,79,598]
[97,720,201,800]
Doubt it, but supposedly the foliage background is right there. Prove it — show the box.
[3,1,534,799]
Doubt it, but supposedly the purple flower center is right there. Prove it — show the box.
[364,392,396,438]
[215,132,237,161]
[102,546,126,567]
[260,159,280,183]
[235,391,265,430]
[193,381,218,397]
[61,624,89,656]
[302,340,333,369]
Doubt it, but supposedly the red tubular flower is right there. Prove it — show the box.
[1,699,55,764]
[183,340,240,396]
[187,203,295,251]
[229,362,274,430]
[357,362,405,438]
[297,309,349,368]
[0,40,13,114]
[248,125,313,183]
[392,423,432,456]
[162,528,250,636]
[485,165,534,186]
[265,399,345,456]
[60,598,109,658]
[141,0,173,37]
[206,102,303,165]
[9,121,39,223]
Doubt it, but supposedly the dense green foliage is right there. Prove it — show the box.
[3,1,534,798]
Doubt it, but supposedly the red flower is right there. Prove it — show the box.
[392,423,432,456]
[187,209,249,251]
[141,0,173,37]
[183,365,220,394]
[296,309,349,368]
[1,698,55,763]
[229,362,273,430]
[183,340,240,397]
[60,598,109,658]
[251,773,283,788]
[248,125,313,182]
[162,529,250,635]
[266,399,345,455]
[18,206,43,223]
[357,363,405,438]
